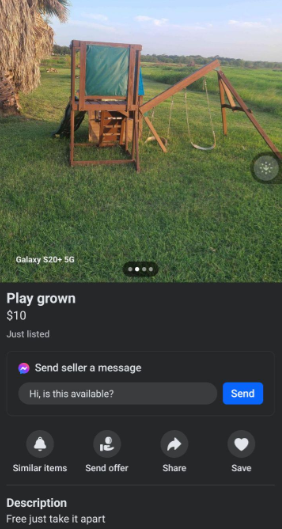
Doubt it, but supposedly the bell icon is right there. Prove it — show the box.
[34,437,47,452]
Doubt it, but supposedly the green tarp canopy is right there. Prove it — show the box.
[85,45,144,97]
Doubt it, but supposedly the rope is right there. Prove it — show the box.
[203,78,216,137]
[167,96,174,139]
[145,98,172,148]
[147,107,155,140]
[184,78,216,151]
[185,91,192,141]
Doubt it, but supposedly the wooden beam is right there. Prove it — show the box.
[70,109,75,166]
[127,46,136,111]
[134,50,141,106]
[71,42,76,109]
[138,96,144,138]
[71,159,135,167]
[218,71,282,161]
[73,143,97,147]
[221,104,252,113]
[74,102,128,112]
[131,115,136,159]
[78,42,86,111]
[75,41,142,50]
[125,118,129,152]
[141,114,168,153]
[120,118,126,146]
[85,95,127,100]
[218,76,227,136]
[140,60,220,114]
[99,111,106,147]
[222,81,236,108]
[134,119,140,172]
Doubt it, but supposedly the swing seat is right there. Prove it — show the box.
[190,131,216,151]
[185,79,217,152]
[145,136,168,147]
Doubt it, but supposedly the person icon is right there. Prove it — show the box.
[100,436,115,452]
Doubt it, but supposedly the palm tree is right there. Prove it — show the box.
[0,0,70,115]
[38,0,69,22]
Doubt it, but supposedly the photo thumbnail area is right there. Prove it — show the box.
[1,0,282,283]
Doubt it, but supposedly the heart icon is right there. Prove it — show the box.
[234,438,249,452]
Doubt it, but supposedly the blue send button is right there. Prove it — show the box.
[223,383,264,405]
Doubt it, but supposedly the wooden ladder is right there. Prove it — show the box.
[99,111,124,147]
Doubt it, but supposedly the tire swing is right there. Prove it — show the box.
[185,78,216,151]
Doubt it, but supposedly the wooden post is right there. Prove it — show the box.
[135,118,140,172]
[218,71,282,161]
[99,111,106,146]
[70,108,75,166]
[218,74,228,136]
[131,115,136,159]
[134,50,141,106]
[79,42,86,111]
[133,49,141,170]
[125,118,129,153]
[120,118,125,146]
[71,41,76,109]
[127,46,136,111]
[138,96,144,138]
[70,41,76,166]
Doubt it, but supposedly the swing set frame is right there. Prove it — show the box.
[139,59,282,162]
[69,42,282,170]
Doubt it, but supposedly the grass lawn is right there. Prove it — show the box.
[0,62,282,282]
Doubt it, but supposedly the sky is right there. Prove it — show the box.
[50,0,282,61]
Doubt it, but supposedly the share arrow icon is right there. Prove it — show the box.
[167,438,182,452]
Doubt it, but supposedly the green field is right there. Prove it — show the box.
[1,60,282,282]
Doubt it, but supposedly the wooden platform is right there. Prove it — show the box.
[73,100,130,112]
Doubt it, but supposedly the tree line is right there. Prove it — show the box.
[52,46,282,70]
[53,44,71,55]
[141,54,282,70]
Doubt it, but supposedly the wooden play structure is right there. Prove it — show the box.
[69,40,143,169]
[55,40,282,170]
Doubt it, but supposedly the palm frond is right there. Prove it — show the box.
[0,0,53,94]
[38,0,70,22]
